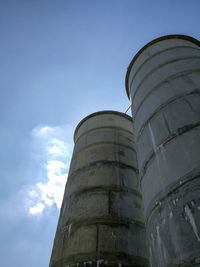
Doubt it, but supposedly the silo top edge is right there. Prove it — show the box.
[125,34,200,99]
[74,110,133,142]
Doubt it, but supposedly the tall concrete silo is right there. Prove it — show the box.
[125,35,200,266]
[49,111,148,267]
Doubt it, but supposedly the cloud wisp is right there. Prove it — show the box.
[28,125,73,215]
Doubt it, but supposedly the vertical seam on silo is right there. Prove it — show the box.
[136,90,200,142]
[140,120,200,181]
[108,190,111,215]
[96,225,99,259]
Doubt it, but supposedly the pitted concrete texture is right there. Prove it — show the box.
[147,171,200,266]
[49,111,148,267]
[126,35,200,266]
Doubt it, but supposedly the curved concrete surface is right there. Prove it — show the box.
[126,35,200,266]
[49,111,148,267]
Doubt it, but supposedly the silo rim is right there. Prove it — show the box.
[125,34,200,99]
[74,110,132,142]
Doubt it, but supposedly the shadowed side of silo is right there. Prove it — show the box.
[49,111,148,267]
[126,35,200,266]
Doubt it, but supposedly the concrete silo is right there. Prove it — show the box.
[125,35,200,266]
[49,111,148,267]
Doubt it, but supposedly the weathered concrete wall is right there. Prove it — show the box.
[49,111,148,267]
[126,35,200,266]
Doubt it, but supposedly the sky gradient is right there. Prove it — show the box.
[0,1,199,266]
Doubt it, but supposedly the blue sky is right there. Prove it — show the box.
[0,0,199,266]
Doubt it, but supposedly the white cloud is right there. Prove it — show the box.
[29,203,45,215]
[28,125,73,215]
[38,126,51,135]
[48,145,62,155]
[28,190,38,198]
[46,160,66,174]
[48,138,71,157]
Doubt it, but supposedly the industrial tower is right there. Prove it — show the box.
[50,35,200,267]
